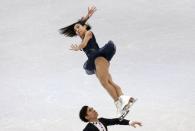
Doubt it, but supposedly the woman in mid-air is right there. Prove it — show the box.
[59,6,136,117]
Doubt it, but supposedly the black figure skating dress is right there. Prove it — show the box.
[83,32,116,75]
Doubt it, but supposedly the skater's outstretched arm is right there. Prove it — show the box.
[81,6,96,23]
[99,118,129,126]
[69,6,96,51]
[99,118,142,127]
[59,6,95,37]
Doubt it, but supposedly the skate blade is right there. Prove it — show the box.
[122,98,137,111]
[119,110,130,121]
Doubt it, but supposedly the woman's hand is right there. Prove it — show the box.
[70,44,80,51]
[81,6,96,22]
[87,5,96,18]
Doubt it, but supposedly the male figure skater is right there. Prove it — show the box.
[79,105,142,131]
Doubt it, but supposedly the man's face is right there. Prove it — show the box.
[85,107,98,121]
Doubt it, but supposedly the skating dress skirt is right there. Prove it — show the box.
[83,33,116,75]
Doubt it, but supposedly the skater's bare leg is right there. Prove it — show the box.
[108,74,123,97]
[95,57,118,101]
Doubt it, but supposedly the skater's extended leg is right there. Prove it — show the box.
[108,73,123,97]
[95,57,118,101]
[95,57,136,117]
[108,73,135,116]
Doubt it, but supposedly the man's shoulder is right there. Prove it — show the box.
[98,117,111,123]
[98,117,113,121]
[83,123,93,131]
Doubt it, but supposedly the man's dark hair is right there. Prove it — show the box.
[79,105,89,122]
[59,19,91,37]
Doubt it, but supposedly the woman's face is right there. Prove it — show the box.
[74,23,86,37]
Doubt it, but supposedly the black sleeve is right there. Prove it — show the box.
[99,118,130,126]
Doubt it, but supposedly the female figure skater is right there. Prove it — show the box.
[60,6,135,117]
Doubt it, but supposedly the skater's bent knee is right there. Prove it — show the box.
[99,77,109,87]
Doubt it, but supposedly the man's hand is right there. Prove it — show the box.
[130,121,142,128]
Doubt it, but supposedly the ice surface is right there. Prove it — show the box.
[0,0,195,131]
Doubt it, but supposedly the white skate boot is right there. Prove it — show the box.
[120,95,136,111]
[118,95,137,121]
[114,100,122,117]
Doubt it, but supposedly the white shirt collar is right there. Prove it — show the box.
[90,121,106,131]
